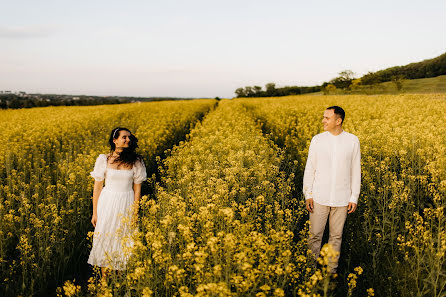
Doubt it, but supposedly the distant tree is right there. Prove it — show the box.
[349,78,362,92]
[235,88,246,98]
[244,86,254,97]
[324,84,337,95]
[234,82,320,98]
[9,98,22,109]
[361,71,380,85]
[253,86,263,96]
[23,100,36,108]
[329,70,356,89]
[283,86,301,95]
[391,75,405,91]
[265,83,276,96]
[339,70,355,80]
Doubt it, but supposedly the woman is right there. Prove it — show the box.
[88,127,147,280]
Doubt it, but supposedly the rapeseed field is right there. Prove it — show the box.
[1,94,444,297]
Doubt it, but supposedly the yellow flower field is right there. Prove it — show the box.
[2,94,444,297]
[239,94,446,297]
[86,100,315,296]
[0,99,215,297]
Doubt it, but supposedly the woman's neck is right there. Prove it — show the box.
[110,150,121,157]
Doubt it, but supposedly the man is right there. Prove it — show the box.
[303,106,361,274]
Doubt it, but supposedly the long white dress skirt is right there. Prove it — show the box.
[87,186,135,270]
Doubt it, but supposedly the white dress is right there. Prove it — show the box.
[87,154,147,270]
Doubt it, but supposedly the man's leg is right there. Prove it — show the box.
[308,201,330,262]
[327,205,348,273]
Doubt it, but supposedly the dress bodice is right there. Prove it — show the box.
[104,168,134,192]
[89,154,148,190]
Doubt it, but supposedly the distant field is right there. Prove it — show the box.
[379,74,446,93]
[311,75,446,95]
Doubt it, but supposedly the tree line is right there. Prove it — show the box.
[235,83,321,98]
[0,94,196,109]
[235,51,446,97]
[360,52,446,85]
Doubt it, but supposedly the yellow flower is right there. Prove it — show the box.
[142,287,153,297]
[62,280,81,297]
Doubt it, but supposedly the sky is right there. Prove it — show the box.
[1,0,445,98]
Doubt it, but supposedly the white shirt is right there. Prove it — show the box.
[303,130,361,207]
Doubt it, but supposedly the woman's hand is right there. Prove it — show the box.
[91,214,98,227]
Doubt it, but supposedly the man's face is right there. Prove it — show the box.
[322,109,341,131]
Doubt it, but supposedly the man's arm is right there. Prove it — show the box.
[348,137,361,213]
[303,137,317,212]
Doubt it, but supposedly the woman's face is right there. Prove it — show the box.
[113,130,131,149]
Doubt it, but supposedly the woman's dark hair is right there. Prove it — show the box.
[107,127,143,167]
[326,105,345,124]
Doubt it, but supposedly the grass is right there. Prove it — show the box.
[375,75,446,93]
[308,75,446,96]
[348,75,446,95]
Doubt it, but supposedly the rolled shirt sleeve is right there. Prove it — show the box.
[133,158,147,184]
[303,137,317,200]
[349,137,361,204]
[90,154,106,182]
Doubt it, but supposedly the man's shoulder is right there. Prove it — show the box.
[313,131,327,140]
[343,131,360,142]
[310,132,325,145]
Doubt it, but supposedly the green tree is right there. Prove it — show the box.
[339,70,355,80]
[235,88,246,98]
[329,70,355,89]
[324,84,337,95]
[253,86,263,96]
[349,78,362,92]
[391,75,405,91]
[265,83,276,96]
[244,86,254,97]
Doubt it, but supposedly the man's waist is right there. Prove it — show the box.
[312,197,350,207]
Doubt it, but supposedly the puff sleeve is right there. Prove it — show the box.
[90,154,106,182]
[133,158,147,184]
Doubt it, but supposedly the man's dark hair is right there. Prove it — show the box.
[326,106,345,124]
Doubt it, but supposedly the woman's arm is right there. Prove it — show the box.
[131,183,142,227]
[91,180,104,227]
[132,183,142,220]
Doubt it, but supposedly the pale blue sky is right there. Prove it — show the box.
[1,0,445,98]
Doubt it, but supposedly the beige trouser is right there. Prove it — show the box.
[308,201,348,273]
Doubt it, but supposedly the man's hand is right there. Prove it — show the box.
[306,198,314,213]
[348,202,357,214]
